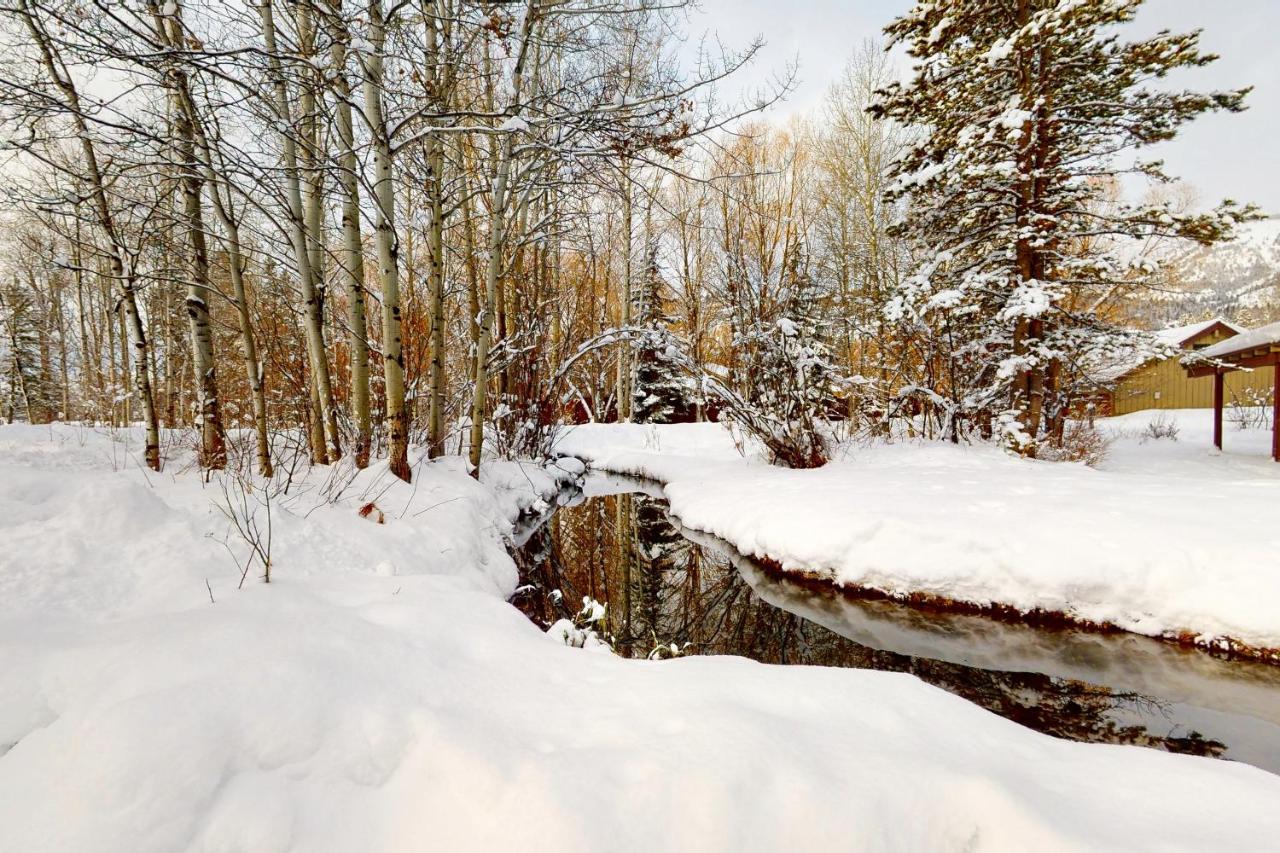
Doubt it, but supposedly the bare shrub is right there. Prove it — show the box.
[1044,421,1113,467]
[213,470,273,586]
[1142,412,1180,443]
[1227,390,1274,431]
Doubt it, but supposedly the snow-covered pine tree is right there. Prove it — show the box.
[631,244,694,424]
[0,278,52,423]
[872,0,1256,453]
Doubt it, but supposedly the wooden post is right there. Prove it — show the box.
[1213,371,1224,451]
[1272,360,1279,462]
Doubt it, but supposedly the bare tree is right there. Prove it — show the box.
[8,0,163,470]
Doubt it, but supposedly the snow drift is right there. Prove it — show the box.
[3,423,1280,852]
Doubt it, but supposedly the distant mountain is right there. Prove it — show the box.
[1151,219,1280,327]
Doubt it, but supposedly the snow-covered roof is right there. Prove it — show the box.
[1153,318,1243,347]
[1198,320,1280,361]
[1088,318,1241,384]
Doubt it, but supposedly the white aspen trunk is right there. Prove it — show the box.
[460,169,481,350]
[361,0,410,482]
[215,218,272,478]
[469,0,536,478]
[0,284,33,422]
[101,267,118,425]
[326,29,372,469]
[424,3,448,458]
[426,133,446,457]
[178,141,225,469]
[296,2,342,463]
[616,156,633,422]
[469,153,510,476]
[185,112,273,476]
[19,1,161,470]
[153,0,226,470]
[160,242,175,427]
[258,0,341,464]
[50,268,70,419]
[71,219,93,418]
[548,187,562,372]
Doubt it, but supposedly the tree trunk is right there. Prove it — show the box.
[326,30,372,469]
[425,137,447,458]
[423,3,448,458]
[19,1,160,469]
[71,223,93,419]
[296,2,342,463]
[156,0,226,469]
[469,0,536,477]
[156,1,271,474]
[461,172,481,351]
[362,0,410,482]
[190,130,273,476]
[258,0,341,465]
[616,157,633,422]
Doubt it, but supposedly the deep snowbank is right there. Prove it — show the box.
[4,423,1280,852]
[554,411,1280,655]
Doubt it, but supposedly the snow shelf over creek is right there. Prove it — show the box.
[553,415,1280,662]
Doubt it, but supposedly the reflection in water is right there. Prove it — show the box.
[512,475,1280,774]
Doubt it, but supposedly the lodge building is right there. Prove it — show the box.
[1097,319,1276,416]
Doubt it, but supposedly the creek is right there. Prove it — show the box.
[511,472,1280,775]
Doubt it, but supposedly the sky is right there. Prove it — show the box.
[692,0,1280,214]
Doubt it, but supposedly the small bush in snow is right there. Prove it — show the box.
[1042,421,1112,468]
[546,597,613,653]
[1142,413,1180,443]
[1227,391,1273,431]
[726,251,843,469]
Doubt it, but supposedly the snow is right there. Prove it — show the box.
[549,455,586,476]
[1198,320,1280,360]
[1089,318,1241,384]
[1163,218,1280,316]
[984,35,1015,65]
[555,411,1280,654]
[4,423,1280,851]
[1155,318,1243,347]
[500,115,529,133]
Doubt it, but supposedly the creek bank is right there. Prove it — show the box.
[552,417,1280,666]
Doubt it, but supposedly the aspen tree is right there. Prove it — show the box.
[150,0,227,470]
[361,0,411,481]
[320,2,373,469]
[257,0,342,464]
[17,0,162,470]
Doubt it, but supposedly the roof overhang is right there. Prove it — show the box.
[1185,348,1280,378]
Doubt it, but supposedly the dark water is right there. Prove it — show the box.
[512,472,1280,775]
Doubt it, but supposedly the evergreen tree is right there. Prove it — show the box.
[872,0,1256,452]
[632,244,694,424]
[0,278,53,424]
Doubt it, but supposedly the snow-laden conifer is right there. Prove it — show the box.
[632,244,695,424]
[872,0,1257,452]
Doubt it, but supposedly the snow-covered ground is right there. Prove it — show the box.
[4,422,1280,852]
[555,409,1280,656]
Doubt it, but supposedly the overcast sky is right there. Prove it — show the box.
[693,0,1280,214]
